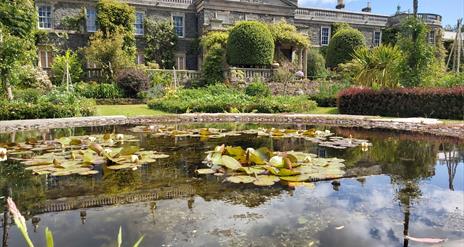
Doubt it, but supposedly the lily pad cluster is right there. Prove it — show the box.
[196,145,347,187]
[130,126,241,139]
[2,134,169,176]
[247,128,371,150]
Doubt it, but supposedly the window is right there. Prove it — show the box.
[38,5,52,29]
[135,12,144,35]
[136,52,144,65]
[373,31,382,46]
[172,15,184,38]
[86,7,97,32]
[428,31,435,44]
[39,49,54,68]
[175,54,186,70]
[320,26,331,46]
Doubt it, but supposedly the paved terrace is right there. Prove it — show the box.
[0,114,463,139]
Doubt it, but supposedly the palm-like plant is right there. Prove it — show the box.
[349,45,404,89]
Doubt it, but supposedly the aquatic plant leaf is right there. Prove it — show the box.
[196,169,216,175]
[45,227,54,247]
[280,174,312,182]
[69,138,82,146]
[226,176,256,184]
[57,137,71,146]
[107,164,136,170]
[132,235,144,247]
[239,166,265,175]
[253,175,279,186]
[225,146,245,158]
[118,227,122,247]
[119,146,140,156]
[246,148,266,165]
[89,143,103,155]
[269,156,284,167]
[287,182,315,189]
[103,133,111,141]
[277,168,300,176]
[150,154,169,159]
[221,155,242,170]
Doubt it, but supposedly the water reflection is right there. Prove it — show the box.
[0,124,462,246]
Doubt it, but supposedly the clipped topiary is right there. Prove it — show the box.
[227,21,275,67]
[326,27,366,68]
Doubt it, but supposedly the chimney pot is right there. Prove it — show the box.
[336,0,345,9]
[362,1,372,12]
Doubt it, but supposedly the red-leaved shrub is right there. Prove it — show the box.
[337,87,464,120]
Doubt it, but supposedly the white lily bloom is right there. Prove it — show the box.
[0,148,7,157]
[88,137,96,142]
[131,155,139,163]
[116,134,124,140]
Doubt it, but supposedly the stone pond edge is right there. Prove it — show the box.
[0,114,463,139]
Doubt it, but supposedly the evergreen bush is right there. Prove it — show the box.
[227,21,275,66]
[326,27,366,68]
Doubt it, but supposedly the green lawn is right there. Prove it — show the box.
[95,105,166,116]
[96,105,339,117]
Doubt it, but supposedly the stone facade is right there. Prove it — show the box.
[34,0,442,71]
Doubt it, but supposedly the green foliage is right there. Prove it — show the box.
[345,45,403,89]
[0,90,95,120]
[331,23,351,36]
[202,44,226,85]
[326,27,366,68]
[309,81,350,107]
[268,21,310,48]
[116,68,150,98]
[96,0,136,56]
[227,21,275,66]
[60,9,85,32]
[338,87,464,120]
[74,82,124,99]
[144,20,177,69]
[307,48,327,78]
[245,81,271,97]
[51,50,84,85]
[148,84,316,113]
[382,27,399,45]
[84,31,135,81]
[397,17,443,87]
[200,31,229,50]
[0,0,36,39]
[437,73,464,88]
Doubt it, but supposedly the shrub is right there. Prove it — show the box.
[326,27,366,68]
[144,20,177,69]
[268,21,310,48]
[51,50,84,85]
[116,68,149,98]
[202,43,225,85]
[337,87,464,120]
[245,81,271,97]
[148,84,316,113]
[74,82,123,99]
[200,31,229,50]
[0,91,95,120]
[345,45,403,89]
[437,73,464,88]
[309,81,350,107]
[84,30,135,81]
[227,21,275,66]
[307,48,327,79]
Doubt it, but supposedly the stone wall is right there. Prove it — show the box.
[1,114,463,140]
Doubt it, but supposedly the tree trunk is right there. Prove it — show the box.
[2,76,14,101]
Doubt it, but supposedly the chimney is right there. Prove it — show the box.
[362,1,372,12]
[336,0,345,10]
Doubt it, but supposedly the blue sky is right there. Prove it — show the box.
[298,0,464,27]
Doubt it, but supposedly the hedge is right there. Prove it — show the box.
[326,28,366,68]
[337,87,464,119]
[227,21,275,66]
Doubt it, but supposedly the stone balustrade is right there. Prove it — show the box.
[295,7,389,26]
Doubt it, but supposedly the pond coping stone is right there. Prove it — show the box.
[0,114,462,139]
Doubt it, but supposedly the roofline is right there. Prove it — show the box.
[296,6,389,18]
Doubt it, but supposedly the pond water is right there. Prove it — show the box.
[0,124,463,247]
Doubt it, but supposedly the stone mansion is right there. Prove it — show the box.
[34,0,442,71]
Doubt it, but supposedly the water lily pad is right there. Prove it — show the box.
[196,168,216,175]
[280,174,312,182]
[253,175,280,186]
[221,155,242,170]
[226,175,256,184]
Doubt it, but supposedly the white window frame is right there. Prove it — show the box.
[37,4,53,29]
[320,26,331,46]
[136,52,144,65]
[172,13,185,38]
[135,11,144,36]
[373,31,382,47]
[39,49,53,68]
[175,53,186,70]
[86,7,97,33]
[428,30,436,44]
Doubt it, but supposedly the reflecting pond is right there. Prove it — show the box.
[0,123,463,247]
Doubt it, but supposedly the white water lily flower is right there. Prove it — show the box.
[0,148,7,162]
[116,134,124,140]
[149,125,156,131]
[88,136,96,142]
[315,130,323,136]
[324,130,331,134]
[131,155,139,163]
